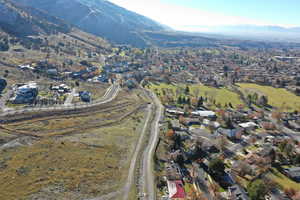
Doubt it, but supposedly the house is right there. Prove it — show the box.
[191,110,216,118]
[11,82,38,104]
[97,74,109,83]
[170,120,183,131]
[228,184,249,200]
[46,68,59,76]
[166,109,184,116]
[256,145,276,164]
[18,64,34,70]
[216,128,243,140]
[184,118,201,126]
[166,162,182,181]
[167,180,186,199]
[79,91,91,102]
[239,122,258,131]
[0,78,7,93]
[203,119,221,129]
[283,167,300,183]
[50,84,70,93]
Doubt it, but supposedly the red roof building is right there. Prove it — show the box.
[167,180,186,199]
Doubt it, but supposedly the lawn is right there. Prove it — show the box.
[148,83,243,108]
[267,168,300,191]
[237,83,300,112]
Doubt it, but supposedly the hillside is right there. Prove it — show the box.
[0,0,71,37]
[14,0,166,47]
[0,0,112,75]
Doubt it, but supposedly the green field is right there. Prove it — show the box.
[148,83,243,108]
[268,168,300,191]
[237,83,300,111]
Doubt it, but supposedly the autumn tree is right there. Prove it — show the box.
[165,129,175,140]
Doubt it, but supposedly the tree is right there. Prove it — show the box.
[209,158,225,176]
[197,96,204,107]
[271,111,282,122]
[217,136,228,153]
[194,88,200,98]
[253,92,258,103]
[225,117,234,129]
[186,97,191,106]
[259,95,268,106]
[185,85,190,95]
[165,129,175,140]
[247,179,268,200]
[177,96,183,104]
[0,40,9,51]
[284,188,297,199]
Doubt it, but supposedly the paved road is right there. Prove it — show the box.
[141,90,163,200]
[122,104,153,200]
[0,88,13,112]
[64,88,76,105]
[0,83,120,117]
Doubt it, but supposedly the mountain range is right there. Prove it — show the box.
[13,0,166,47]
[179,25,300,43]
[0,0,71,37]
[1,0,300,49]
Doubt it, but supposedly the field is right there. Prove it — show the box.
[148,83,243,108]
[267,168,300,191]
[0,89,148,200]
[237,83,300,111]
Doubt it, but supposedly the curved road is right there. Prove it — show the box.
[0,83,120,117]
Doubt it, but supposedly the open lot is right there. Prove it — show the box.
[267,168,300,191]
[148,83,243,108]
[237,83,300,111]
[0,89,148,200]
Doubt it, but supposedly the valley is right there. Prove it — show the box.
[0,0,300,200]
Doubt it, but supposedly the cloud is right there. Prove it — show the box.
[108,0,290,31]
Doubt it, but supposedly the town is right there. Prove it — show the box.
[1,44,300,200]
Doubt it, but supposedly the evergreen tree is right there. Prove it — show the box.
[197,96,204,107]
[187,97,191,106]
[185,85,190,95]
[177,96,182,104]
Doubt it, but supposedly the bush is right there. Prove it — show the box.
[247,179,268,200]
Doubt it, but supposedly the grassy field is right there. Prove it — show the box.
[237,83,300,111]
[0,90,148,200]
[0,140,123,200]
[267,168,300,191]
[148,83,243,108]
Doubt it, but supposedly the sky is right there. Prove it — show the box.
[108,0,300,32]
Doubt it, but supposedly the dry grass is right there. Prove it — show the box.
[0,89,148,199]
[0,140,122,200]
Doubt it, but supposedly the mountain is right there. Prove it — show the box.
[183,25,300,43]
[14,0,166,47]
[0,0,71,37]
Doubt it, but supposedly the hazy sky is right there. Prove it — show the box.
[109,0,300,31]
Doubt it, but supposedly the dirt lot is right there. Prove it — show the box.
[0,89,149,200]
